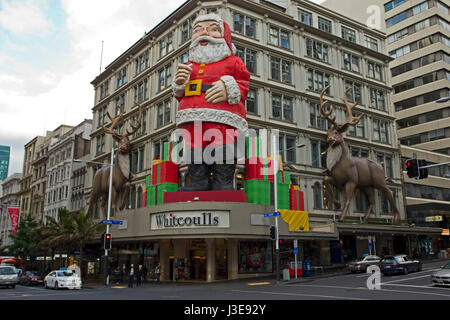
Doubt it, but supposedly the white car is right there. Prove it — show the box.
[44,270,82,290]
[0,266,18,288]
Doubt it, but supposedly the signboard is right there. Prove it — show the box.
[442,229,450,236]
[264,212,281,218]
[7,208,20,237]
[425,216,443,222]
[150,211,230,230]
[101,220,123,225]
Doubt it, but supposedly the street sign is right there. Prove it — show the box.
[293,247,298,255]
[101,220,123,225]
[294,240,298,248]
[264,212,281,218]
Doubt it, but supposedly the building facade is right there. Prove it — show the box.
[0,173,22,249]
[86,0,442,282]
[44,121,92,222]
[0,146,11,182]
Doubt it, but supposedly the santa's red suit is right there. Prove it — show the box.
[175,56,250,148]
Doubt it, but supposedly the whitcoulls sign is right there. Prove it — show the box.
[150,211,230,230]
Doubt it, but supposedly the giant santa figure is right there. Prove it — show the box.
[172,13,250,192]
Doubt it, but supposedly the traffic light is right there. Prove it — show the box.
[405,159,419,179]
[418,160,428,179]
[104,233,112,251]
[100,233,105,250]
[269,226,276,240]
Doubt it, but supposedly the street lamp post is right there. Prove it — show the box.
[271,133,305,282]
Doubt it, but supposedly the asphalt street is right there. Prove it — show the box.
[0,260,448,301]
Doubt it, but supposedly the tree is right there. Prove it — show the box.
[6,214,39,259]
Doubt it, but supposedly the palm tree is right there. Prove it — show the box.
[65,210,105,279]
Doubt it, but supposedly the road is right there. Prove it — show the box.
[0,260,448,301]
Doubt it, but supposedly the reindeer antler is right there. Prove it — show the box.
[319,85,337,127]
[126,102,144,137]
[343,88,364,126]
[103,107,125,141]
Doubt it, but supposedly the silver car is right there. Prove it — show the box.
[431,262,450,287]
[347,255,381,273]
[0,266,18,288]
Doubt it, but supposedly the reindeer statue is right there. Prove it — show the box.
[319,86,401,224]
[87,103,143,219]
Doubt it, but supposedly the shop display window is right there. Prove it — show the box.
[238,241,273,273]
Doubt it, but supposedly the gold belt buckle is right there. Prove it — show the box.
[185,79,203,97]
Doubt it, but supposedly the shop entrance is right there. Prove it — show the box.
[215,239,228,280]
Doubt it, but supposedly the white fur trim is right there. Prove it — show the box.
[220,75,241,105]
[177,108,248,133]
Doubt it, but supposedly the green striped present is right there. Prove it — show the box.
[147,185,157,207]
[163,141,179,163]
[277,171,291,185]
[245,180,272,205]
[277,183,290,209]
[157,182,179,205]
[245,136,262,159]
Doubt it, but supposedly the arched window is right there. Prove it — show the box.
[129,186,136,210]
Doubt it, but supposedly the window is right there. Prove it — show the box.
[135,50,149,75]
[311,140,327,168]
[97,106,107,128]
[159,32,173,58]
[99,81,109,100]
[153,137,168,160]
[373,119,389,143]
[308,69,330,93]
[348,116,365,138]
[246,87,258,114]
[157,99,171,128]
[272,93,293,122]
[270,57,292,84]
[279,134,297,163]
[233,13,256,38]
[306,38,329,63]
[158,64,172,92]
[134,79,148,103]
[310,102,329,131]
[370,89,386,111]
[95,134,105,156]
[318,17,332,33]
[388,27,408,44]
[381,189,397,213]
[389,44,410,59]
[137,186,142,209]
[298,9,312,25]
[368,61,383,81]
[179,52,189,64]
[181,15,196,43]
[386,11,407,28]
[345,81,363,104]
[377,154,393,178]
[313,182,323,209]
[236,46,257,74]
[116,67,127,89]
[115,94,125,116]
[341,26,356,43]
[269,26,291,49]
[343,52,360,73]
[384,0,405,12]
[131,110,147,139]
[131,147,145,174]
[412,1,428,16]
[364,36,379,52]
[428,129,445,142]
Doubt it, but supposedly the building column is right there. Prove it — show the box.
[206,238,215,283]
[159,240,171,282]
[227,238,239,280]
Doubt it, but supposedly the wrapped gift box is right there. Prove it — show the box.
[289,186,305,211]
[245,180,272,205]
[147,185,157,207]
[152,161,178,185]
[245,157,274,182]
[277,183,290,210]
[163,141,179,163]
[277,171,291,184]
[147,183,179,206]
[142,188,147,208]
[246,136,263,159]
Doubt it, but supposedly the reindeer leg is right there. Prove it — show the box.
[362,187,375,223]
[324,176,340,209]
[339,182,356,222]
[119,182,131,211]
[379,185,401,224]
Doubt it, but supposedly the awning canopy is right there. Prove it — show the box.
[336,223,443,236]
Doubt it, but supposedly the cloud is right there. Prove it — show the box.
[0,0,53,37]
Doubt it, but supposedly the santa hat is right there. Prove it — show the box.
[193,13,236,54]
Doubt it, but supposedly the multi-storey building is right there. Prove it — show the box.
[0,173,22,248]
[0,146,11,181]
[44,121,92,222]
[323,0,449,254]
[87,0,441,282]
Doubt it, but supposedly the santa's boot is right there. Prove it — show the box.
[178,164,210,192]
[211,164,235,191]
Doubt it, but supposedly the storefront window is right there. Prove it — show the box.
[239,241,273,273]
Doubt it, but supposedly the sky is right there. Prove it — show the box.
[0,0,324,177]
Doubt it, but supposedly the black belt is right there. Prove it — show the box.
[188,83,213,93]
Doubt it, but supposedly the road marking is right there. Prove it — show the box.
[248,282,270,286]
[382,274,434,284]
[111,286,126,289]
[232,289,369,300]
[381,283,450,291]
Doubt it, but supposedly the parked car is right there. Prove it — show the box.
[44,270,82,290]
[431,262,450,287]
[346,255,381,273]
[0,265,18,288]
[379,255,422,276]
[20,271,45,286]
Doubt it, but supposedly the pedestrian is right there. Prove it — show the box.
[136,265,143,287]
[114,267,121,284]
[128,264,135,288]
[121,263,126,284]
[155,262,160,283]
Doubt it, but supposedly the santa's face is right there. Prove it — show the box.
[189,20,232,64]
[192,20,222,43]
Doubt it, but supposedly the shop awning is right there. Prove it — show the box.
[336,223,443,236]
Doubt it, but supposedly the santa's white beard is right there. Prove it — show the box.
[189,36,233,64]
